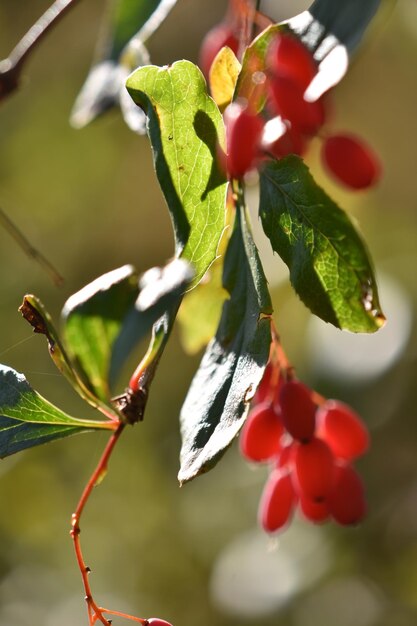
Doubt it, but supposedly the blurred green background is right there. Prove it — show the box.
[0,1,417,625]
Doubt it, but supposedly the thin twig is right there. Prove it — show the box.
[0,206,64,287]
[70,423,125,626]
[0,0,83,101]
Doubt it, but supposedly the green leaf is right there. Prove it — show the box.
[177,202,233,354]
[21,261,193,425]
[62,265,139,403]
[71,61,148,132]
[126,61,227,287]
[110,0,178,60]
[19,294,106,411]
[70,0,178,131]
[20,295,81,386]
[177,254,226,354]
[259,156,385,332]
[235,24,281,112]
[0,365,113,458]
[110,258,194,383]
[111,259,194,423]
[178,202,272,484]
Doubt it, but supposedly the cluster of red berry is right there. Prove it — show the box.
[240,362,369,533]
[200,11,381,190]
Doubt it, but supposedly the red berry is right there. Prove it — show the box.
[258,469,297,533]
[268,76,326,135]
[223,102,264,179]
[278,380,316,442]
[253,362,274,404]
[268,32,318,90]
[199,22,239,78]
[271,371,285,411]
[147,619,174,626]
[299,494,330,523]
[328,464,366,525]
[240,402,284,463]
[276,442,295,469]
[317,400,369,461]
[293,437,335,501]
[321,133,381,190]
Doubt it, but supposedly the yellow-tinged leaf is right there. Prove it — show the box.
[209,46,241,112]
[177,257,226,354]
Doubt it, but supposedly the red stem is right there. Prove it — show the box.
[70,423,125,626]
[129,363,144,393]
[99,607,147,624]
